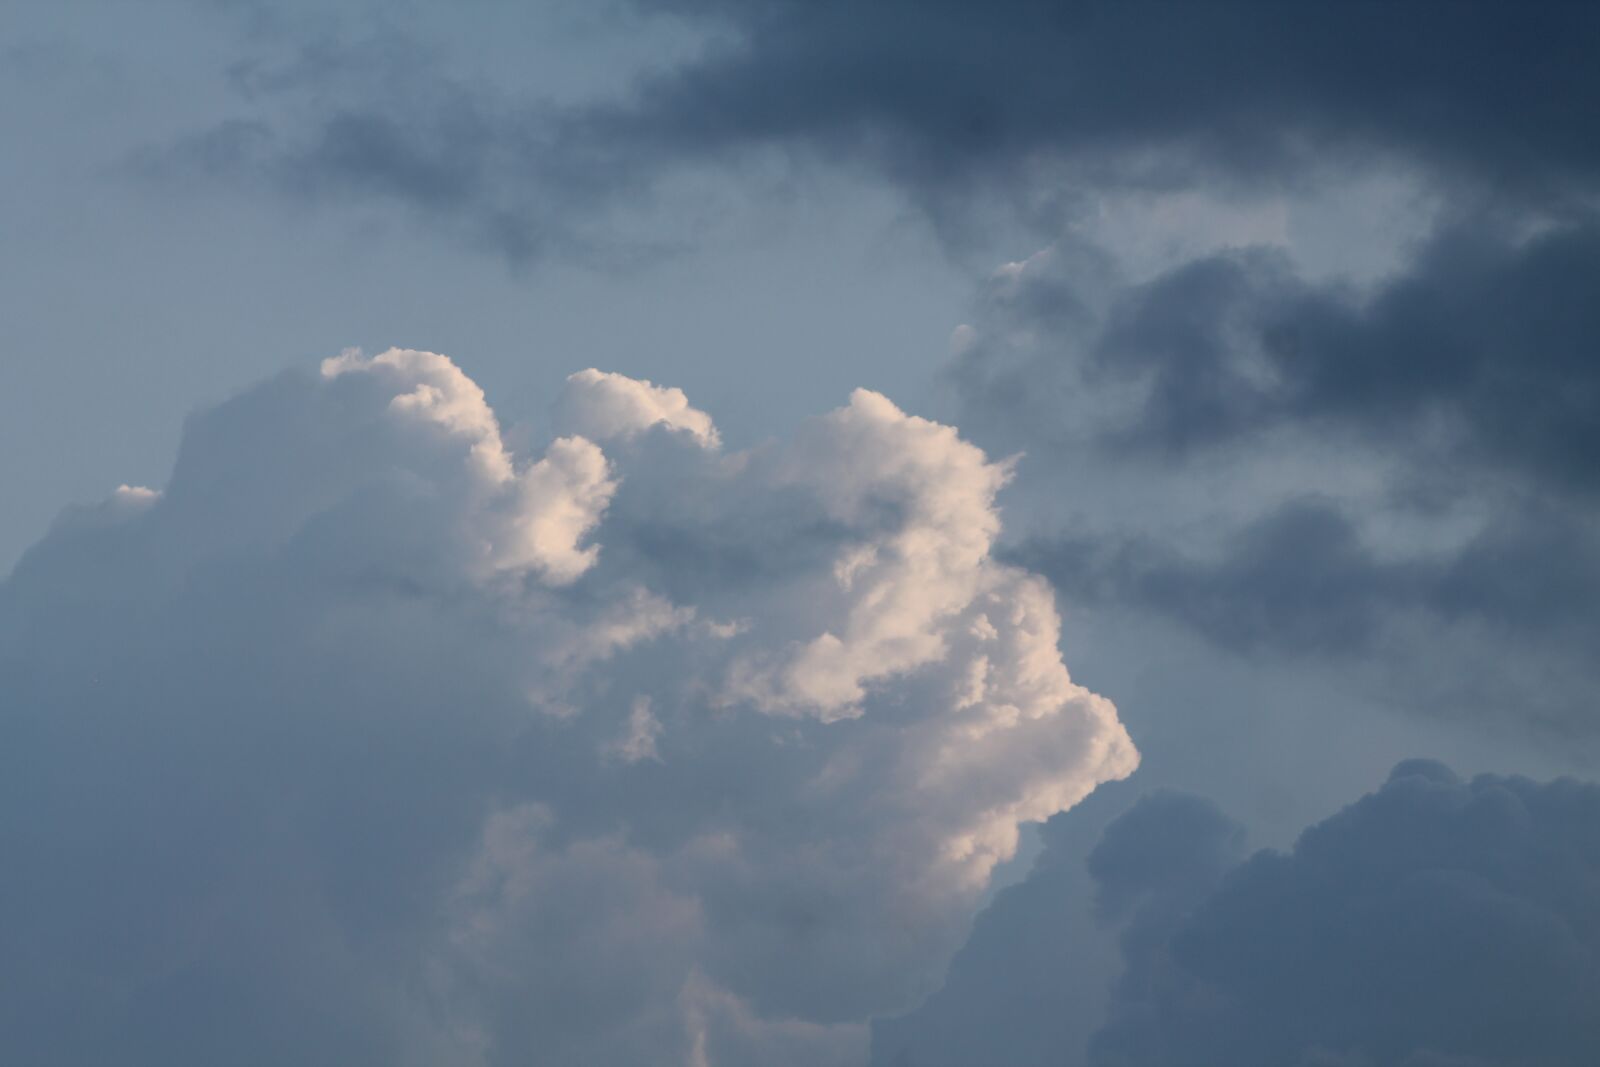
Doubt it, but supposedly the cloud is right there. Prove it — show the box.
[1100,221,1600,490]
[1089,762,1600,1066]
[1012,495,1600,675]
[136,2,1600,260]
[950,216,1600,731]
[0,349,1135,1064]
[1010,501,1404,658]
[875,762,1600,1066]
[724,388,1018,722]
[953,218,1600,486]
[868,780,1144,1067]
[618,1,1600,203]
[320,347,618,585]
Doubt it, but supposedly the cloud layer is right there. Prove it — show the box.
[147,1,1600,259]
[0,350,1135,1064]
[951,216,1600,732]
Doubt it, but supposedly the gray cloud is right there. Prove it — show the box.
[869,782,1236,1067]
[138,78,609,265]
[139,2,1600,262]
[1091,221,1600,489]
[1091,762,1600,1066]
[877,763,1600,1066]
[622,1,1600,200]
[956,218,1600,489]
[1011,498,1600,662]
[949,213,1600,731]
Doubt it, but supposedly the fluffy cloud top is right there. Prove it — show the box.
[0,349,1135,1065]
[322,347,618,585]
[559,367,722,449]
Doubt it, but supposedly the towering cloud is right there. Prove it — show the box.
[0,350,1135,1064]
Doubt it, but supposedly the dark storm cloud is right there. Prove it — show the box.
[1088,220,1600,489]
[883,764,1600,1066]
[1012,502,1396,656]
[1086,790,1249,925]
[1009,496,1600,661]
[958,218,1600,490]
[959,213,1600,729]
[619,0,1600,221]
[1090,762,1600,1067]
[144,1,1600,259]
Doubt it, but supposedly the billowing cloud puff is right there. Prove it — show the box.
[558,367,722,449]
[321,348,617,585]
[726,388,1015,720]
[0,349,1135,1065]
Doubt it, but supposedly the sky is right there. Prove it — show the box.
[3,2,1599,1065]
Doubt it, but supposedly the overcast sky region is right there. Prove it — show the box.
[4,3,1599,1065]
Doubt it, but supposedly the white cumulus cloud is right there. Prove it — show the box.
[0,349,1136,1066]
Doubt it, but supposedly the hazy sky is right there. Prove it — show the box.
[4,3,1599,1065]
